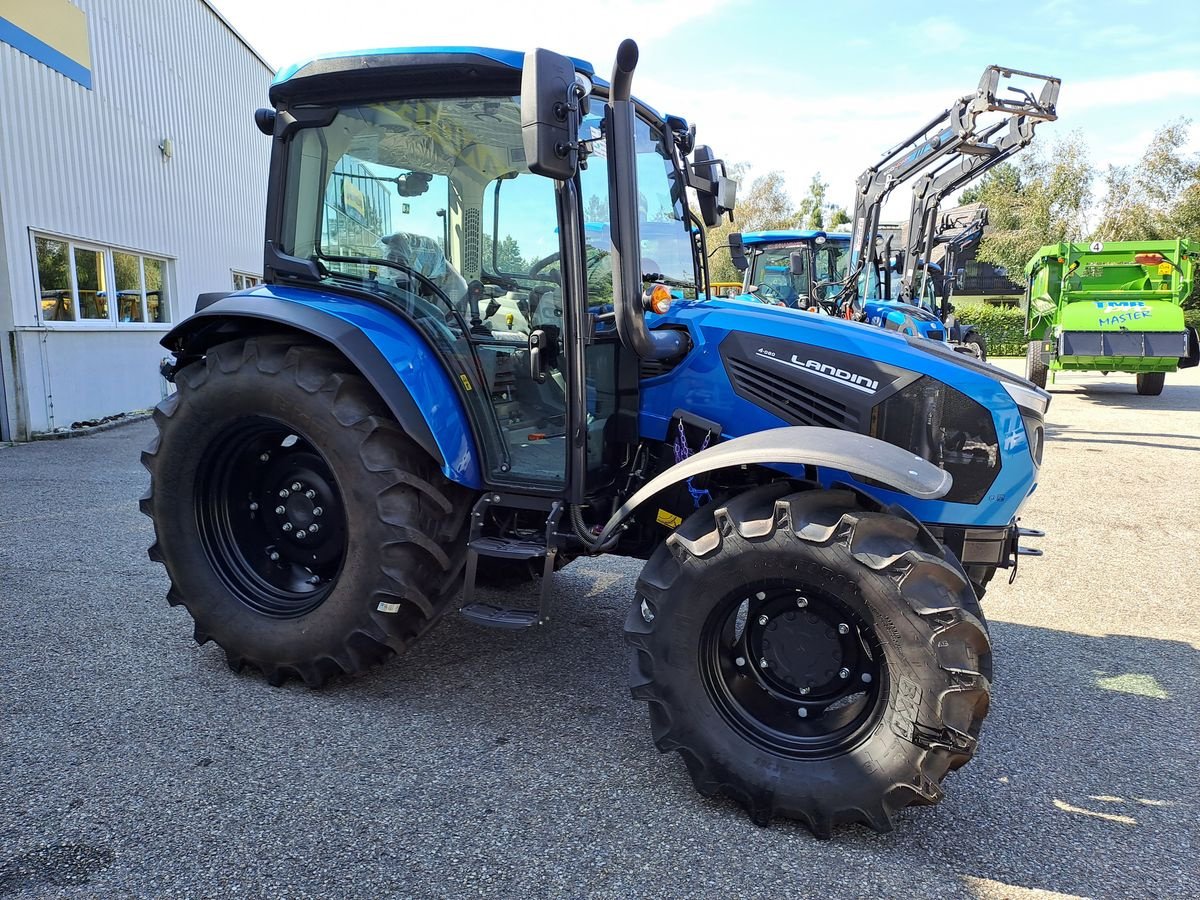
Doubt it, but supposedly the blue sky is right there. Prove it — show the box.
[215,0,1200,221]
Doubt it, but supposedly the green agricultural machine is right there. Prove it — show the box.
[1023,239,1200,394]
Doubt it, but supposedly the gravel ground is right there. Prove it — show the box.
[1,361,1197,899]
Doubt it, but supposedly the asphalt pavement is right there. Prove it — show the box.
[1,361,1197,899]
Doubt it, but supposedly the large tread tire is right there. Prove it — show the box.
[140,336,471,687]
[625,483,991,837]
[1025,339,1048,388]
[1136,371,1165,396]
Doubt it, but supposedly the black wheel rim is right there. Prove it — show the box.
[699,579,887,759]
[195,417,347,618]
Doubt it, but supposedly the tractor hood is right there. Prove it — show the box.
[642,297,1048,527]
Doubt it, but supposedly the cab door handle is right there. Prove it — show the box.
[529,328,548,384]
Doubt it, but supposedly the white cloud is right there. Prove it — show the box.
[1064,69,1200,113]
[212,0,739,70]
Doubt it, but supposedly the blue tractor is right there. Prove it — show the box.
[142,41,1048,835]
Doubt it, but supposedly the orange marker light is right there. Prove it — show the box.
[646,284,673,315]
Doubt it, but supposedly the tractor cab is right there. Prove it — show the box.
[261,46,730,498]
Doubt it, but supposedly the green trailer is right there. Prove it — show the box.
[1023,239,1200,394]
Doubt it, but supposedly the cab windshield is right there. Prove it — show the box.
[747,244,808,306]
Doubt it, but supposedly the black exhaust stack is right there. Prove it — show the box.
[605,40,686,361]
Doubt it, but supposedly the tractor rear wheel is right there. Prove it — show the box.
[1136,371,1165,395]
[625,483,991,837]
[963,333,987,361]
[1025,340,1048,388]
[140,336,470,686]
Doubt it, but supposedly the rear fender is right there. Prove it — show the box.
[163,290,482,488]
[597,426,951,544]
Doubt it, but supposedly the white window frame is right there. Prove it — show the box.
[231,270,263,291]
[29,230,175,330]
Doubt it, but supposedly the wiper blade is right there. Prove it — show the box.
[644,273,696,290]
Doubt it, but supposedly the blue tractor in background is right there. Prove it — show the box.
[733,228,989,356]
[142,41,1049,835]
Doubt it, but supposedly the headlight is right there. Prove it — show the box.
[1002,380,1050,417]
[870,377,1000,504]
[1002,381,1048,467]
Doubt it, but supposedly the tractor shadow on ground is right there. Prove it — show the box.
[1068,381,1200,413]
[1044,422,1200,453]
[284,562,1200,898]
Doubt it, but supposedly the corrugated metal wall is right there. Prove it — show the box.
[0,0,272,437]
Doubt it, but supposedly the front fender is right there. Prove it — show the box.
[597,426,951,544]
[163,287,482,488]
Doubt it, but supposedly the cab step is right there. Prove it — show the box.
[459,603,541,630]
[459,495,565,630]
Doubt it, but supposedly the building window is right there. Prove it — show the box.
[32,233,172,326]
[232,271,262,291]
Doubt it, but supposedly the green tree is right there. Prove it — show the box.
[797,174,828,229]
[482,234,528,272]
[1094,119,1200,241]
[973,132,1095,278]
[706,165,794,284]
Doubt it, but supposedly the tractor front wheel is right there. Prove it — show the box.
[625,484,991,836]
[140,337,470,686]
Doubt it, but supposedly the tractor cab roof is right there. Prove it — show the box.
[270,45,665,120]
[741,230,851,245]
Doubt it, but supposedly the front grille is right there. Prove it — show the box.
[726,357,858,430]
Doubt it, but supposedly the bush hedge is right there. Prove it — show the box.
[955,303,1027,357]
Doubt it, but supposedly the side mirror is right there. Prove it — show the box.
[521,49,587,180]
[789,252,805,276]
[254,108,276,136]
[690,145,736,227]
[729,233,748,272]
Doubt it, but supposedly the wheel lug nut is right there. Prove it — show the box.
[249,502,259,512]
[759,658,769,670]
[269,551,279,561]
[305,490,316,500]
[797,707,808,718]
[259,453,270,462]
[757,614,769,626]
[839,668,850,679]
[291,482,302,491]
[313,507,323,517]
[796,596,808,608]
[308,524,319,533]
[838,623,850,635]
[296,530,307,540]
[799,686,810,695]
[861,673,873,683]
[735,656,745,667]
[275,505,286,515]
[282,523,293,532]
[279,489,289,498]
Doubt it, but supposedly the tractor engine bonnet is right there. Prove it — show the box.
[718,332,1004,506]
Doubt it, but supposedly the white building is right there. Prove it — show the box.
[0,0,272,440]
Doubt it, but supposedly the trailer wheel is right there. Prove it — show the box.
[1136,372,1165,396]
[140,337,470,686]
[626,483,990,837]
[1025,340,1048,388]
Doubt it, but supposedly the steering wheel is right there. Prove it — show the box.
[528,252,562,283]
